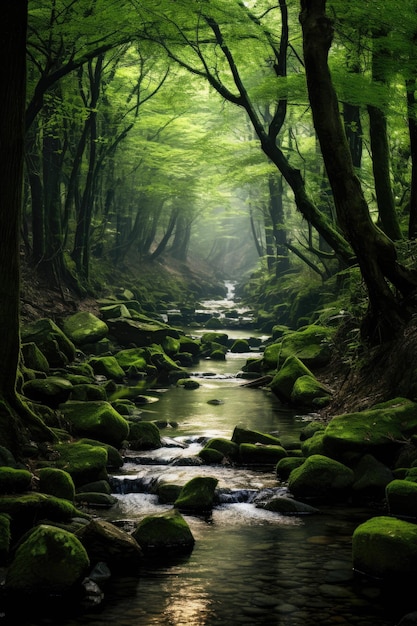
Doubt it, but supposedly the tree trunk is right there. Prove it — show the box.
[407,78,417,239]
[299,0,417,341]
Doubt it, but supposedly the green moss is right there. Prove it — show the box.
[301,431,327,457]
[288,454,354,500]
[198,448,225,464]
[0,467,32,495]
[269,356,314,403]
[88,356,125,381]
[201,438,239,461]
[230,339,250,353]
[59,401,129,447]
[22,376,73,408]
[174,476,218,512]
[127,421,161,450]
[386,479,417,517]
[239,443,288,465]
[0,514,11,562]
[291,375,331,408]
[352,516,417,578]
[77,438,123,469]
[231,426,281,446]
[62,312,108,346]
[21,318,76,367]
[74,492,118,508]
[53,441,109,486]
[21,342,50,373]
[276,457,305,480]
[70,384,107,402]
[157,483,182,504]
[132,509,194,555]
[114,347,148,371]
[177,378,200,390]
[37,468,75,502]
[5,524,89,592]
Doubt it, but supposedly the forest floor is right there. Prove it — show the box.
[19,252,417,420]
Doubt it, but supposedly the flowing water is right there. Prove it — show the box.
[9,283,411,626]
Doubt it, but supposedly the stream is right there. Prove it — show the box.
[16,283,411,626]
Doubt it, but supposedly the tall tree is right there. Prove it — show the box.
[299,0,417,341]
[0,1,52,452]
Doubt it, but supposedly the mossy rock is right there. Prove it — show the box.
[291,375,331,408]
[269,356,315,403]
[127,421,161,450]
[178,335,201,356]
[323,398,417,463]
[77,438,123,469]
[198,448,225,464]
[239,443,288,466]
[53,442,109,487]
[21,318,76,367]
[231,426,281,446]
[201,332,229,347]
[88,356,125,381]
[201,438,239,462]
[0,467,32,495]
[301,431,327,457]
[114,347,148,371]
[76,518,142,574]
[76,480,112,495]
[59,401,129,447]
[177,378,200,390]
[100,303,132,320]
[147,344,186,375]
[269,325,334,369]
[70,383,107,402]
[210,349,226,361]
[37,468,75,502]
[22,376,73,408]
[106,317,180,350]
[161,335,181,356]
[74,492,118,508]
[205,317,224,329]
[352,454,394,500]
[21,342,50,373]
[157,483,182,504]
[257,496,319,515]
[132,509,194,556]
[230,339,250,353]
[299,421,326,441]
[386,479,417,518]
[0,493,85,540]
[174,476,218,513]
[5,524,90,594]
[66,362,95,379]
[111,399,137,415]
[61,311,108,347]
[276,457,305,480]
[352,516,417,578]
[0,447,17,468]
[288,454,354,500]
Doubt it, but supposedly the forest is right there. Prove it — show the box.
[2,1,417,625]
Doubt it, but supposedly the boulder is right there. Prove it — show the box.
[70,383,107,402]
[178,335,201,357]
[257,496,320,515]
[99,303,132,320]
[276,457,305,480]
[22,376,73,408]
[132,509,194,556]
[288,454,354,501]
[74,492,118,508]
[352,516,417,578]
[231,426,281,446]
[59,401,129,447]
[0,467,32,495]
[114,347,148,372]
[5,524,89,594]
[323,398,417,463]
[352,454,394,500]
[290,375,331,408]
[386,479,417,518]
[174,476,218,513]
[21,342,50,373]
[263,325,333,369]
[200,438,239,462]
[0,493,84,540]
[76,518,142,574]
[200,332,229,347]
[198,448,225,464]
[77,438,123,469]
[269,356,315,403]
[53,441,109,487]
[106,317,180,348]
[230,339,250,353]
[299,421,326,441]
[21,318,76,367]
[37,467,75,502]
[88,356,125,381]
[127,421,161,450]
[301,431,327,457]
[157,483,182,504]
[239,443,288,465]
[61,311,108,347]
